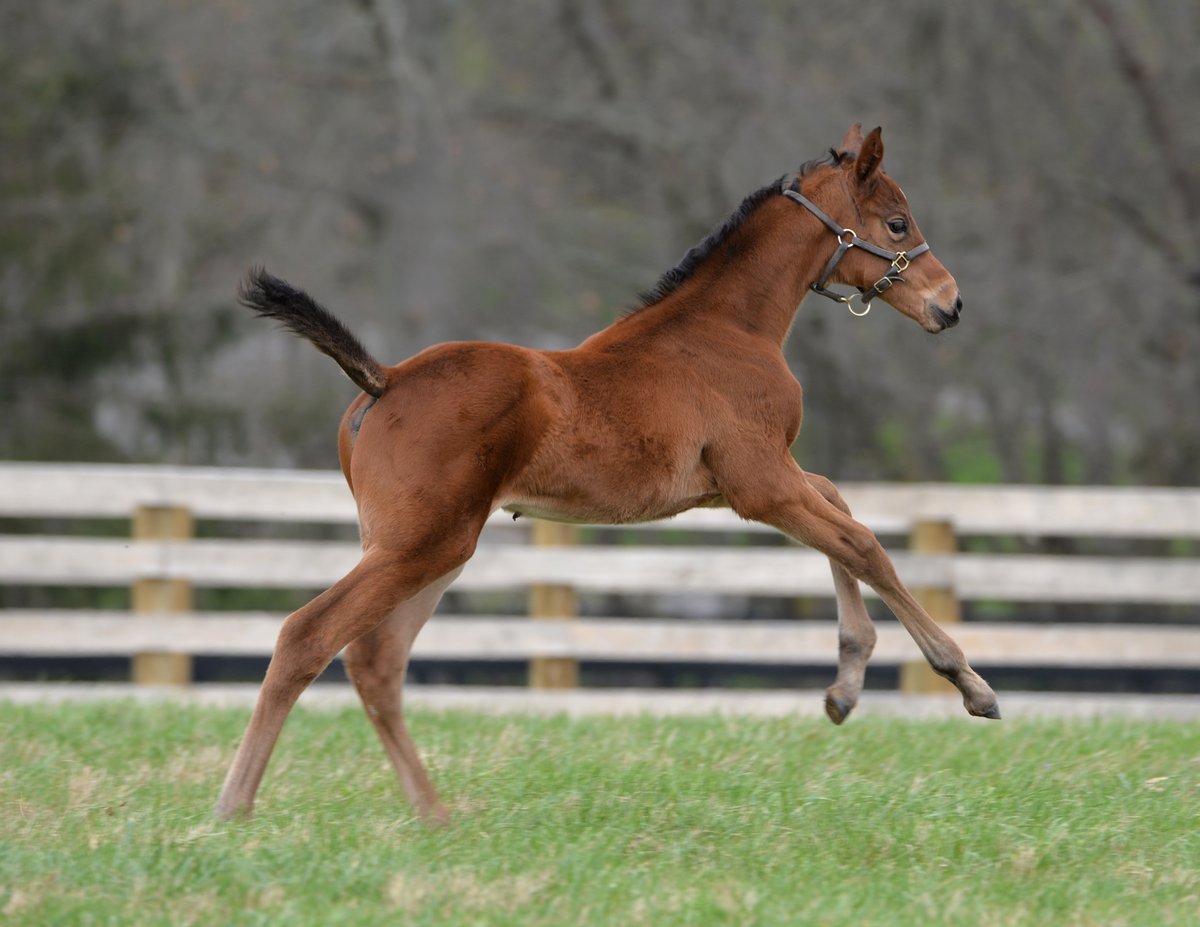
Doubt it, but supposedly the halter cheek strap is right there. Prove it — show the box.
[782,181,930,317]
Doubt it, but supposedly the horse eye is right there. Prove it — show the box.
[887,218,908,235]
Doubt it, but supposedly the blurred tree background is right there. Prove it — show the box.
[2,0,1197,485]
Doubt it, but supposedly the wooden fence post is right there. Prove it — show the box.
[131,504,194,685]
[899,518,960,695]
[528,520,580,689]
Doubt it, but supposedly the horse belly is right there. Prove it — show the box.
[501,445,720,525]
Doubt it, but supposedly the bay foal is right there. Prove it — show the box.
[216,125,999,823]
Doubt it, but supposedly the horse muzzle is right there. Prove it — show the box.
[928,295,963,332]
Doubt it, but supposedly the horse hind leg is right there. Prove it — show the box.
[806,473,877,725]
[214,552,412,819]
[215,531,477,821]
[342,567,463,825]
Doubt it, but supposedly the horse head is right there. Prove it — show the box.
[792,125,963,333]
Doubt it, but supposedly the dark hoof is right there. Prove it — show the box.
[971,702,1002,720]
[824,691,854,726]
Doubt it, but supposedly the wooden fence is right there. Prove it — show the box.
[1,463,1199,698]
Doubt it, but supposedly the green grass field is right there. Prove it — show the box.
[1,701,1196,926]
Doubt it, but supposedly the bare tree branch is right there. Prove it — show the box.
[1080,0,1200,250]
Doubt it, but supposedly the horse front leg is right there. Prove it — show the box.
[804,472,877,724]
[725,456,1000,721]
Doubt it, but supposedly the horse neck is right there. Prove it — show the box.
[625,195,832,348]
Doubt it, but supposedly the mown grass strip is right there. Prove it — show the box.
[1,702,1197,926]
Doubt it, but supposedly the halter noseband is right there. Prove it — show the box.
[783,179,930,317]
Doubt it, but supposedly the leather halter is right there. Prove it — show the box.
[783,178,930,317]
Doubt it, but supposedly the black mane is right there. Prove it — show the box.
[633,148,845,311]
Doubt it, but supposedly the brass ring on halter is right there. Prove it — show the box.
[846,295,871,317]
[839,228,857,246]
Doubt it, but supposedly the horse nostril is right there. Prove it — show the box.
[953,295,963,315]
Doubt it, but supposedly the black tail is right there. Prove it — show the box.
[238,266,388,398]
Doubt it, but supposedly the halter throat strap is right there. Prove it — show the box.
[782,180,930,316]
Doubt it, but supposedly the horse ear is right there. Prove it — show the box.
[854,126,884,185]
[838,123,865,158]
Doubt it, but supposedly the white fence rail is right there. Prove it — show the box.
[1,463,1199,697]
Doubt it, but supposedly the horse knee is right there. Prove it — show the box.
[839,620,877,657]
